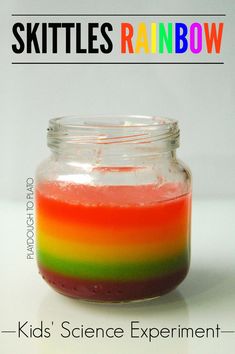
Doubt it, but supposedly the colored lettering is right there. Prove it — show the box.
[151,23,157,53]
[135,23,149,53]
[204,22,224,53]
[175,23,188,53]
[121,23,134,53]
[190,23,202,54]
[159,23,173,54]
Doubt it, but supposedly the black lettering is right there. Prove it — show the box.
[84,327,94,338]
[100,23,113,53]
[48,23,61,53]
[114,327,124,338]
[60,321,71,338]
[215,324,221,338]
[12,23,25,53]
[62,23,75,53]
[32,322,44,338]
[130,321,140,338]
[72,327,81,338]
[26,23,40,53]
[88,23,99,53]
[140,327,149,338]
[76,23,87,53]
[18,321,28,338]
[149,328,159,342]
[195,328,205,338]
[42,23,47,53]
[105,327,114,338]
[44,326,51,338]
[160,327,170,338]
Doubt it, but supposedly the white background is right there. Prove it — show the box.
[0,1,235,354]
[0,0,234,200]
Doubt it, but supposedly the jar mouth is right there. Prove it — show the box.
[47,115,180,151]
[49,115,177,129]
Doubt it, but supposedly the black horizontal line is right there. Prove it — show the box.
[1,331,16,333]
[11,14,226,17]
[221,331,235,333]
[12,62,224,65]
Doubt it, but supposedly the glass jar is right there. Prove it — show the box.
[36,115,192,302]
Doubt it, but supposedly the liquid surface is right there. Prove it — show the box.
[37,181,188,205]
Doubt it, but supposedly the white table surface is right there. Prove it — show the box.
[0,199,235,354]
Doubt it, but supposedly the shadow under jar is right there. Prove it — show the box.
[36,115,192,302]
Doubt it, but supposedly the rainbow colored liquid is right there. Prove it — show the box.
[36,182,191,302]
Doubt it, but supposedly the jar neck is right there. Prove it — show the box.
[47,115,180,165]
[51,147,177,166]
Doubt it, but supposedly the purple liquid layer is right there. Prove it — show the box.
[39,265,188,302]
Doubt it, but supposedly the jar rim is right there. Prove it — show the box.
[49,115,178,130]
[47,115,180,150]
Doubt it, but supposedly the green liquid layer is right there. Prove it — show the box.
[37,249,189,281]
